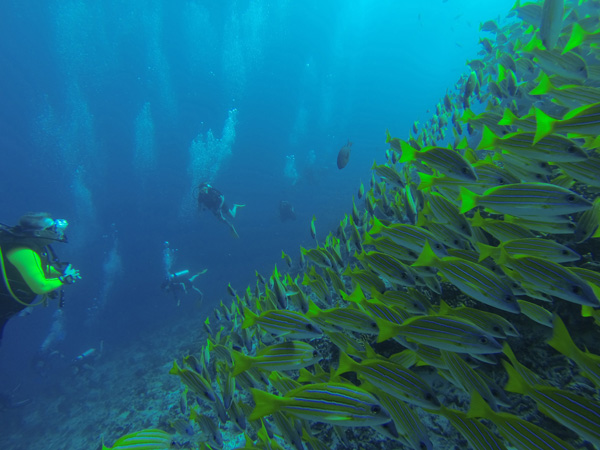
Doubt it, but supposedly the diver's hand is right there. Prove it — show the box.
[59,264,81,284]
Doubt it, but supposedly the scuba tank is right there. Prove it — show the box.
[171,270,190,280]
[73,348,96,364]
[73,341,103,364]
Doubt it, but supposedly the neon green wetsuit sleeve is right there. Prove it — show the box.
[6,247,64,295]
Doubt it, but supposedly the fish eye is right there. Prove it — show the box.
[478,336,489,345]
[504,294,514,302]
[461,167,469,174]
[306,324,314,330]
[497,177,505,184]
[571,285,583,295]
[562,250,569,255]
[492,325,502,333]
[567,146,577,154]
[420,443,428,450]
[313,350,318,357]
[370,321,378,329]
[424,392,434,401]
[371,405,381,414]
[566,194,576,203]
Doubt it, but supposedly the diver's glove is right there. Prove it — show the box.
[59,264,81,284]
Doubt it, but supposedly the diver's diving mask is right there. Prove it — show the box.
[50,219,69,241]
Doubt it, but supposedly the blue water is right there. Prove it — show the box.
[0,0,513,424]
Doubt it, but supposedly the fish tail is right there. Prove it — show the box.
[169,360,181,376]
[476,125,499,150]
[437,299,452,315]
[307,299,322,316]
[249,389,282,421]
[412,240,439,268]
[546,315,576,359]
[582,305,594,317]
[495,248,512,267]
[529,72,554,96]
[344,285,365,305]
[467,390,492,419]
[497,64,507,83]
[458,187,479,214]
[502,360,528,394]
[361,233,376,246]
[375,317,398,343]
[398,140,417,163]
[498,107,519,126]
[563,22,586,54]
[534,107,556,144]
[242,307,258,329]
[334,351,356,377]
[418,172,436,190]
[232,350,252,376]
[476,242,497,262]
[369,216,384,235]
[469,210,485,227]
[461,108,476,123]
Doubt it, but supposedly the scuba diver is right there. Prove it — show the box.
[161,269,206,307]
[0,213,81,342]
[70,340,103,374]
[161,241,206,306]
[279,200,297,222]
[31,308,66,376]
[197,182,245,238]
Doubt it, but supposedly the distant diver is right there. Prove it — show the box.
[161,269,206,307]
[71,340,103,375]
[279,200,297,222]
[197,182,245,238]
[0,213,81,342]
[31,308,66,377]
[0,384,32,410]
[337,139,353,169]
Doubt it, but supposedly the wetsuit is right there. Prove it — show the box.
[0,241,63,339]
[197,183,241,238]
[198,183,228,220]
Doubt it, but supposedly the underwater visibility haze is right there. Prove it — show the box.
[1,0,600,449]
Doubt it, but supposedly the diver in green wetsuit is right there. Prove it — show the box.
[0,213,81,342]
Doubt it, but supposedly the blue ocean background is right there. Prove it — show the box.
[0,0,513,445]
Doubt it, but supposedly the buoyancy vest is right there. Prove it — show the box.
[0,230,57,325]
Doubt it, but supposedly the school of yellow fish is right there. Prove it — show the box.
[103,0,600,449]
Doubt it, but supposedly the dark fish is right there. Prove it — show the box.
[337,140,353,169]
